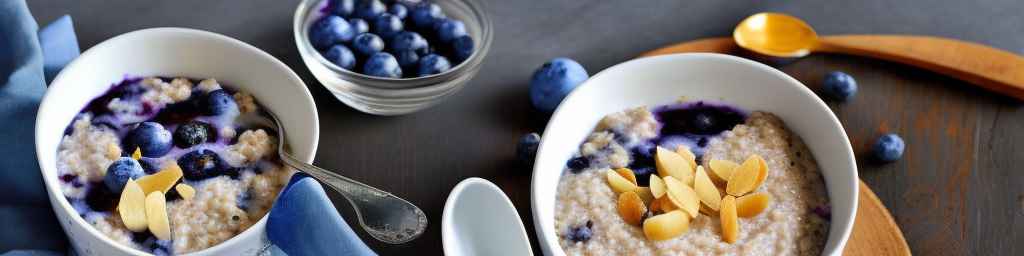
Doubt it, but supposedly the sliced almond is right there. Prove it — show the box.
[736,192,772,218]
[751,155,769,190]
[656,147,694,185]
[663,176,700,218]
[708,159,739,184]
[694,166,722,211]
[606,169,638,194]
[642,210,691,241]
[634,187,654,205]
[649,175,667,199]
[617,191,647,226]
[674,145,698,173]
[699,204,719,217]
[137,163,183,195]
[175,183,196,200]
[720,195,739,243]
[117,179,148,232]
[145,192,171,240]
[656,196,678,212]
[614,168,638,185]
[131,147,142,160]
[725,156,761,196]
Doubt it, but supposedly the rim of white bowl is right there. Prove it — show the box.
[530,53,858,256]
[442,177,533,256]
[36,27,320,256]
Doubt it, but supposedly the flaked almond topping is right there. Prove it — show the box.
[617,191,647,226]
[642,210,690,241]
[131,147,142,160]
[694,166,722,211]
[606,168,638,194]
[674,145,698,174]
[663,176,699,218]
[655,147,693,185]
[614,168,638,185]
[736,192,771,218]
[725,155,761,196]
[117,179,148,232]
[649,175,667,199]
[145,192,171,240]
[720,195,739,243]
[751,155,769,190]
[633,186,654,205]
[708,159,739,184]
[175,183,196,200]
[137,162,183,195]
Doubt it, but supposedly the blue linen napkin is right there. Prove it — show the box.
[1,1,377,255]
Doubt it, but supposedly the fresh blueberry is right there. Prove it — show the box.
[390,31,429,55]
[205,89,238,116]
[394,50,420,70]
[387,3,407,19]
[348,18,369,35]
[516,133,541,166]
[103,157,145,193]
[332,0,355,17]
[435,19,466,43]
[566,220,593,242]
[308,15,355,50]
[351,33,385,56]
[566,156,589,172]
[372,14,404,39]
[872,133,905,162]
[323,44,357,70]
[124,122,173,158]
[363,52,403,78]
[139,158,161,174]
[417,54,451,76]
[354,0,386,20]
[451,35,474,63]
[529,58,589,112]
[822,71,857,101]
[410,3,444,29]
[173,121,210,148]
[177,149,227,181]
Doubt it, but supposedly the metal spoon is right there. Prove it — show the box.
[251,109,428,244]
[733,12,1024,99]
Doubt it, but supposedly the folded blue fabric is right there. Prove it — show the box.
[0,0,78,253]
[267,173,377,256]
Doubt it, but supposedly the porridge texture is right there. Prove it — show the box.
[555,102,830,255]
[56,77,293,255]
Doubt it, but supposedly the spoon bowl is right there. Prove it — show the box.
[734,13,819,57]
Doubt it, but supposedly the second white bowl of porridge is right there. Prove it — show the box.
[531,53,857,256]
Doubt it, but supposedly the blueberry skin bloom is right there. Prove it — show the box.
[410,3,444,29]
[332,0,355,17]
[205,89,238,116]
[435,19,467,43]
[308,15,355,50]
[363,52,403,78]
[124,122,173,158]
[348,18,369,35]
[351,33,385,56]
[417,54,451,76]
[323,44,357,70]
[451,35,474,64]
[529,58,589,112]
[873,133,905,162]
[394,49,420,69]
[173,121,210,148]
[354,0,386,20]
[372,14,404,39]
[823,71,857,101]
[104,157,145,193]
[390,31,429,55]
[388,3,407,19]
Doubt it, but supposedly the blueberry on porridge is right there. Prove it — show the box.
[555,100,830,255]
[57,77,293,255]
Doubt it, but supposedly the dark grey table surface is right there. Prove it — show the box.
[28,0,1024,255]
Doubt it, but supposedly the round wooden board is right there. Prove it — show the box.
[641,38,912,255]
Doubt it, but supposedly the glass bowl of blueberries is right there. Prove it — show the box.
[294,0,492,115]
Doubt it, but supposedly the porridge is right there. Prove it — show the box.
[57,77,293,255]
[555,100,830,255]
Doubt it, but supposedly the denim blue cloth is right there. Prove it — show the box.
[0,0,78,254]
[1,1,375,255]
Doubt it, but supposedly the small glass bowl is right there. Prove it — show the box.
[294,0,493,115]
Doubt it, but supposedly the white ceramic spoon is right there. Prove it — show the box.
[442,178,534,256]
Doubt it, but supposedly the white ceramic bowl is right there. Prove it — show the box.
[35,28,320,256]
[442,178,533,256]
[531,53,858,256]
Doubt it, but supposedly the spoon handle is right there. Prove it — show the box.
[815,35,1024,100]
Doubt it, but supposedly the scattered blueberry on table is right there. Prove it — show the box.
[872,133,905,162]
[822,71,857,101]
[530,58,590,112]
[311,0,475,78]
[104,157,145,193]
[516,133,541,166]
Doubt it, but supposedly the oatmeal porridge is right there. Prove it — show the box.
[57,77,293,255]
[555,100,830,255]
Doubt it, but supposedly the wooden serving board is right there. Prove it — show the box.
[641,38,912,256]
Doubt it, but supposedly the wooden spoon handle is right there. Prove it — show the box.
[816,35,1024,100]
